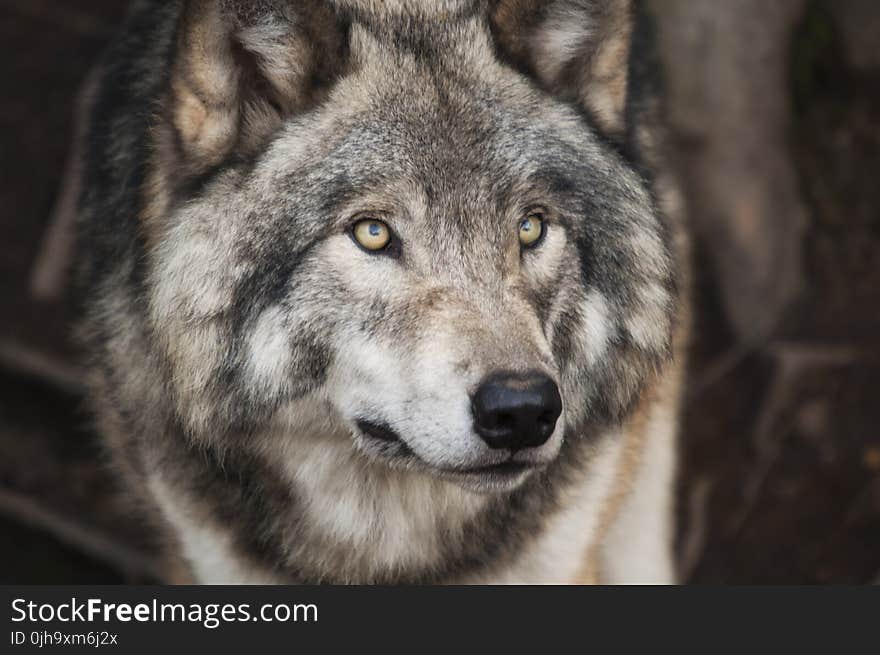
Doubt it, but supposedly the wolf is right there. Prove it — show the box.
[74,0,688,584]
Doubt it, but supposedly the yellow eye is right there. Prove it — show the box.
[353,219,392,251]
[519,214,545,248]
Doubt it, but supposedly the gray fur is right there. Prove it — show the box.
[76,0,685,584]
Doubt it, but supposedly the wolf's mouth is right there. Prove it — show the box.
[354,418,542,490]
[437,460,540,493]
[355,419,403,444]
[449,460,533,476]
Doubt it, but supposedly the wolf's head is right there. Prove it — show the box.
[145,0,676,492]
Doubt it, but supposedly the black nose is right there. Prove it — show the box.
[471,371,562,452]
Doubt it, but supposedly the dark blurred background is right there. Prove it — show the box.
[0,0,877,583]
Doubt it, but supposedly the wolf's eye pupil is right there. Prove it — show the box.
[353,219,392,252]
[519,215,545,248]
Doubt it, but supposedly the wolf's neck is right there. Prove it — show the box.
[268,424,492,580]
[154,412,613,584]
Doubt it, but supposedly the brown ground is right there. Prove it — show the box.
[0,0,877,584]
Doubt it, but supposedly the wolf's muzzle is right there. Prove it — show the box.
[471,371,562,452]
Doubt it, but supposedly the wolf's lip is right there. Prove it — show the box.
[355,419,545,482]
[356,419,403,443]
[438,459,542,493]
[449,460,535,477]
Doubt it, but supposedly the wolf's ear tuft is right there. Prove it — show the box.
[165,0,347,176]
[491,0,633,138]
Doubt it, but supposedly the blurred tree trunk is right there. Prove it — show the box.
[648,0,808,343]
[649,0,880,583]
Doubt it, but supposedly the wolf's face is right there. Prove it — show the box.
[146,1,675,493]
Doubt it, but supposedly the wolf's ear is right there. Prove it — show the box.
[165,0,347,176]
[491,0,633,138]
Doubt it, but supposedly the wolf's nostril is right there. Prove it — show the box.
[471,371,562,452]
